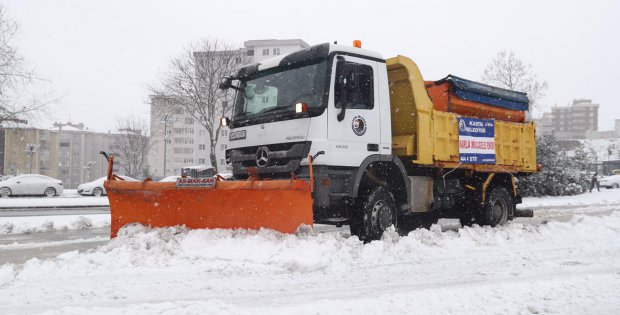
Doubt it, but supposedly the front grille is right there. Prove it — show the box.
[228,141,311,179]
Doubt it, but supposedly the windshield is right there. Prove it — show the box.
[233,59,328,120]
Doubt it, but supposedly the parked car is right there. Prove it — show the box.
[77,175,137,196]
[599,175,620,189]
[159,176,181,182]
[0,174,64,197]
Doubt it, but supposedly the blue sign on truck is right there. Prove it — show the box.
[458,117,496,164]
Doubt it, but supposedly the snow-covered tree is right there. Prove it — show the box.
[518,134,589,197]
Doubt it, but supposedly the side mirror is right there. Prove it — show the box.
[335,56,348,122]
[219,77,233,90]
[220,117,230,127]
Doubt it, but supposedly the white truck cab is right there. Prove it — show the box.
[223,43,401,226]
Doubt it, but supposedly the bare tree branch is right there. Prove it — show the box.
[0,5,57,126]
[482,50,548,113]
[150,38,241,167]
[113,115,152,178]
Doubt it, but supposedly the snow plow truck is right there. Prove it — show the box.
[104,41,537,241]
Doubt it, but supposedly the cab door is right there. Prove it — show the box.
[328,55,381,167]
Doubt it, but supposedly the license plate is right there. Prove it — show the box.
[229,130,246,141]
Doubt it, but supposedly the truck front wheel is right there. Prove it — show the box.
[481,187,512,227]
[349,186,397,242]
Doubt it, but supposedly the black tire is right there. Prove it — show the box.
[480,187,512,227]
[614,184,619,189]
[0,187,11,198]
[44,187,56,197]
[350,186,397,242]
[92,187,104,197]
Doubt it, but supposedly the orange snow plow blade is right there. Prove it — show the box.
[102,155,313,238]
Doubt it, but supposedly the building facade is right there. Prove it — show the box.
[53,123,120,188]
[0,127,59,178]
[549,99,599,140]
[240,39,309,63]
[1,123,124,188]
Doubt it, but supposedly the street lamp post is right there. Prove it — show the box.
[162,113,171,177]
[24,145,38,174]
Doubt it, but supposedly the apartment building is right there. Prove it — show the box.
[0,127,59,178]
[551,99,599,139]
[536,112,554,135]
[53,122,119,188]
[241,39,309,63]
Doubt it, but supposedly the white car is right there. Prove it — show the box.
[0,174,64,197]
[77,175,137,196]
[599,175,620,189]
[159,176,181,182]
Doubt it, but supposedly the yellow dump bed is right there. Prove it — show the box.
[386,55,536,173]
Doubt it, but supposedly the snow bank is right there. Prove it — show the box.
[521,188,620,208]
[0,192,109,208]
[1,211,619,314]
[0,214,109,235]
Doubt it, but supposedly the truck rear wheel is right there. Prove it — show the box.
[349,186,397,242]
[481,187,512,227]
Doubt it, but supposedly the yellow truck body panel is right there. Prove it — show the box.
[386,55,537,173]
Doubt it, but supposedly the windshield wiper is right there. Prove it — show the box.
[254,105,294,116]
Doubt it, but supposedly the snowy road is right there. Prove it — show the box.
[0,191,619,314]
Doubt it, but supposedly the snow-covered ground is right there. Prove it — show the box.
[0,214,109,235]
[0,191,619,314]
[521,187,620,208]
[0,190,109,208]
[578,138,620,162]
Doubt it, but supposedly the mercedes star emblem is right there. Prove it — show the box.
[256,146,269,167]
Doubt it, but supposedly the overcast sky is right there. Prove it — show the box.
[5,0,620,131]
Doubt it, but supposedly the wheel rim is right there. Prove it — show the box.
[0,188,9,197]
[371,200,393,231]
[94,188,102,196]
[491,198,507,224]
[44,188,55,197]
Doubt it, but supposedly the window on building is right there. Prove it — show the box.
[185,118,194,125]
[273,48,280,55]
[220,159,225,165]
[199,144,206,150]
[221,144,227,150]
[199,130,206,136]
[247,49,254,56]
[198,158,206,164]
[262,48,269,56]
